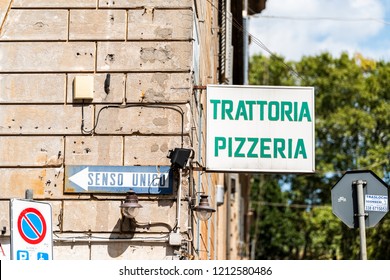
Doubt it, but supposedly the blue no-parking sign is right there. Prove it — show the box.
[10,199,53,260]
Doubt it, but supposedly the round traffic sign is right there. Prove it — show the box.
[17,207,47,245]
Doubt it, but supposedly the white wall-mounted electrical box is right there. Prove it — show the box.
[216,184,225,206]
[73,76,94,100]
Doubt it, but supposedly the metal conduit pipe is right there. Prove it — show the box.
[196,89,202,254]
[226,174,231,259]
[53,236,169,243]
[187,158,195,256]
[175,168,183,233]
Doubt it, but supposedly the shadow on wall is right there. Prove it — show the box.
[107,218,135,258]
[107,217,175,259]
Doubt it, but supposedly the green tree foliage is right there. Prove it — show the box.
[251,175,306,259]
[249,52,390,259]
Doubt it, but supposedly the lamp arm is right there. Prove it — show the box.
[134,221,173,232]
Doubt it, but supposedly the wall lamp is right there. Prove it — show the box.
[167,148,215,221]
[120,190,143,219]
[191,194,216,221]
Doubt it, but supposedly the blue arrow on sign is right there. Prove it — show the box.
[65,165,173,194]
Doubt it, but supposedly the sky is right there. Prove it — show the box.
[248,0,390,62]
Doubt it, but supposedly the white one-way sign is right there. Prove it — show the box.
[65,165,172,194]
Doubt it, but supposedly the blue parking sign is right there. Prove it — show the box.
[16,250,29,260]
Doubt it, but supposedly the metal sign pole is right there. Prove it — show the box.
[354,180,367,260]
[332,170,389,260]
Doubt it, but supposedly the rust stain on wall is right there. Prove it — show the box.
[9,169,46,196]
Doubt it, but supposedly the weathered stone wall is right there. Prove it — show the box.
[0,0,209,260]
[189,0,221,260]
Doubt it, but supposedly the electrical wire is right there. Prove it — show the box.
[250,200,331,209]
[253,14,390,25]
[81,102,185,147]
[205,0,304,80]
[144,168,172,195]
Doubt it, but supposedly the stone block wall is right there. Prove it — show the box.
[0,0,209,260]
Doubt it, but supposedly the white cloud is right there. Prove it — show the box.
[249,0,388,61]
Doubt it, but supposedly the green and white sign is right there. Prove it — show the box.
[206,85,315,173]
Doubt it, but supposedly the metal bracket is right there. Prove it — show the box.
[354,213,368,217]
